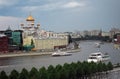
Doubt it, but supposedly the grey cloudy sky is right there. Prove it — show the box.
[0,0,120,32]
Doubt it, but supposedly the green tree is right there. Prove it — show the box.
[107,62,113,71]
[63,63,71,79]
[97,62,103,72]
[90,62,97,74]
[63,63,76,79]
[70,62,77,79]
[76,61,82,78]
[63,63,70,69]
[55,64,63,79]
[0,71,8,79]
[68,34,72,43]
[97,62,107,78]
[47,65,55,79]
[31,39,34,46]
[55,64,62,72]
[69,65,76,79]
[102,63,108,72]
[59,67,68,79]
[82,61,89,75]
[39,67,48,79]
[18,68,29,79]
[29,67,38,79]
[9,69,19,79]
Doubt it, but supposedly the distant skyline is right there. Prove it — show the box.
[0,0,120,32]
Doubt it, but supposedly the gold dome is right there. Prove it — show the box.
[26,15,35,21]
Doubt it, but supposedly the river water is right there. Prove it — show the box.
[0,41,120,75]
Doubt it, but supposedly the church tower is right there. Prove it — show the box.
[26,14,35,27]
[21,13,35,30]
[20,13,40,37]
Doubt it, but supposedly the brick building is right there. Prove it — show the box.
[0,34,8,53]
[0,27,23,52]
[117,35,120,44]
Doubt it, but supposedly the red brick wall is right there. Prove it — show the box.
[117,35,120,44]
[0,36,8,53]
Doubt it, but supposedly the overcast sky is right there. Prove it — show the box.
[0,0,120,32]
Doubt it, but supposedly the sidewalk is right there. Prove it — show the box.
[0,49,80,58]
[0,52,53,58]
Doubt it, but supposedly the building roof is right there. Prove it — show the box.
[26,15,35,21]
[6,26,12,31]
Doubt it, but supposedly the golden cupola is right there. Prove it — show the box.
[26,15,35,21]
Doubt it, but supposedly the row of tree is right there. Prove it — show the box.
[83,35,112,42]
[68,35,112,43]
[0,61,113,79]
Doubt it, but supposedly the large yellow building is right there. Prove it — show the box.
[23,36,68,50]
[34,38,68,50]
[23,36,34,46]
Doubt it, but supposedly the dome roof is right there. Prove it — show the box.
[26,15,35,21]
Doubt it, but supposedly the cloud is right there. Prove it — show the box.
[62,1,86,8]
[21,1,87,12]
[0,0,18,9]
[22,2,62,12]
[0,0,18,6]
[0,16,23,30]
